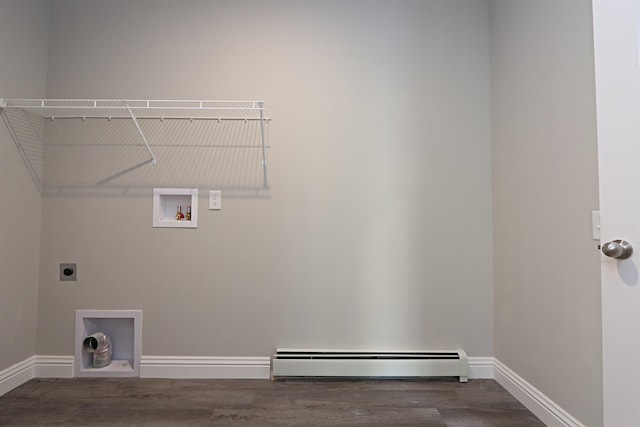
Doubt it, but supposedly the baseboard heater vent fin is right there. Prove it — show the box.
[271,348,468,383]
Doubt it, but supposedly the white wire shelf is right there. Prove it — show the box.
[0,98,270,192]
[0,99,269,121]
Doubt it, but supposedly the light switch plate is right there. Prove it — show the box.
[209,191,221,210]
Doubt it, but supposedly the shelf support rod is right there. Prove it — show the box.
[259,101,268,188]
[123,101,157,165]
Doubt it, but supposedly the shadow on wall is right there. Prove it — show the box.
[1,108,270,198]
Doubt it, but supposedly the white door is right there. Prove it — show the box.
[593,1,640,425]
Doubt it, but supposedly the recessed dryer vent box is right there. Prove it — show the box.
[152,188,198,228]
[74,310,142,377]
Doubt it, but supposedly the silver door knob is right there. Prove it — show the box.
[601,240,633,259]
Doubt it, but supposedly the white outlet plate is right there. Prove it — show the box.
[209,191,221,210]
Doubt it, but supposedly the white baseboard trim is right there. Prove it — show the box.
[494,358,584,427]
[468,356,495,379]
[34,355,74,378]
[0,356,35,397]
[140,356,271,379]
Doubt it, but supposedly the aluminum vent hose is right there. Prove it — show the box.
[83,332,112,368]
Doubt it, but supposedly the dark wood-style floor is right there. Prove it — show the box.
[0,377,545,426]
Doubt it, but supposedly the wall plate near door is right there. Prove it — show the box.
[592,211,601,240]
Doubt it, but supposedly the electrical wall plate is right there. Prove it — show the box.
[209,190,221,210]
[592,211,601,240]
[60,263,77,281]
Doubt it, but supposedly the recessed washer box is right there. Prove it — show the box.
[153,188,198,228]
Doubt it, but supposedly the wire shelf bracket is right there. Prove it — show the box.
[122,101,157,164]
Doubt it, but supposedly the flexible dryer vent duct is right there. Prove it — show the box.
[83,332,112,368]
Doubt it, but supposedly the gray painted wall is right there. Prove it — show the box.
[0,0,48,371]
[35,0,495,357]
[0,1,603,425]
[490,1,602,425]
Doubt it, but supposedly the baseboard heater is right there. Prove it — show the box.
[271,348,468,383]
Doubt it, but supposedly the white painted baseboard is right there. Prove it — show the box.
[0,354,583,427]
[140,356,271,379]
[1,355,270,384]
[493,358,585,427]
[139,356,494,381]
[34,355,73,378]
[0,356,35,397]
[467,356,494,379]
[28,355,493,381]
